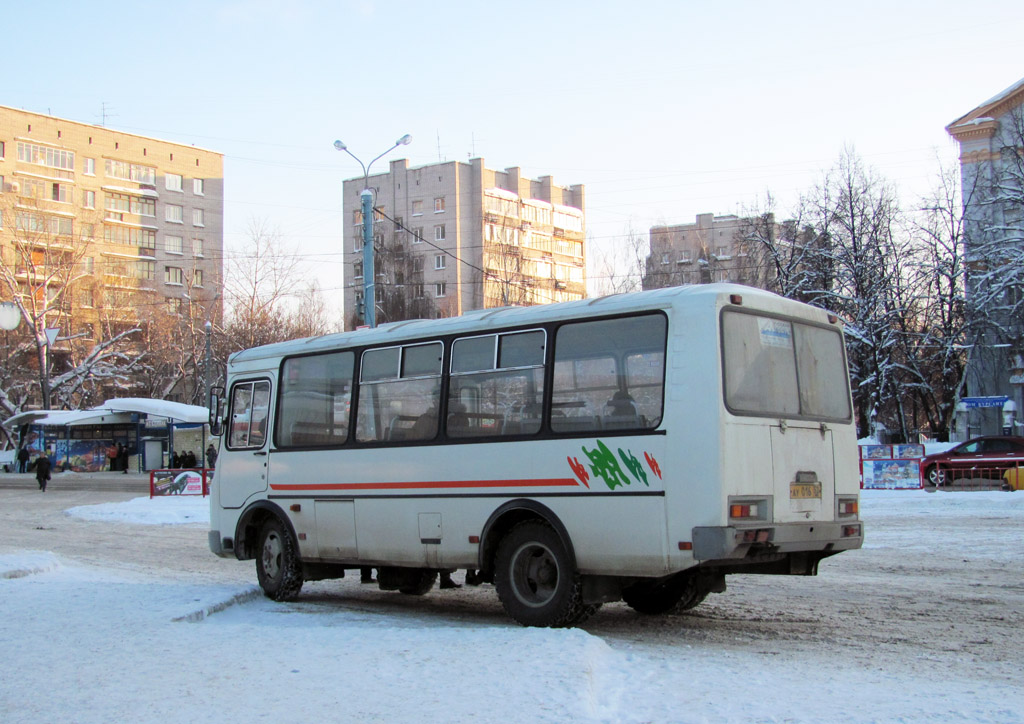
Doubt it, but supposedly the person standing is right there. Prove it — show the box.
[17,446,30,474]
[35,452,51,492]
[205,444,217,469]
[107,443,118,472]
[118,443,128,474]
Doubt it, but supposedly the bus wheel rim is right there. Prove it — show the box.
[510,542,559,608]
[262,532,282,578]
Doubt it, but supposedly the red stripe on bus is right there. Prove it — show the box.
[269,478,580,491]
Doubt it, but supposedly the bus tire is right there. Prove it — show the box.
[256,517,304,602]
[623,573,707,615]
[399,570,438,596]
[494,521,593,627]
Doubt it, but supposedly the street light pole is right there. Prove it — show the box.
[204,320,213,408]
[333,134,412,328]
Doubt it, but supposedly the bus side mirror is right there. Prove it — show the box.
[209,386,225,437]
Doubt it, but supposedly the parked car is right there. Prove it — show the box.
[920,436,1024,486]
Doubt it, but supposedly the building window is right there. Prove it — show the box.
[51,183,71,203]
[715,246,729,259]
[83,157,95,175]
[192,208,204,227]
[165,235,183,254]
[18,142,75,174]
[434,197,445,213]
[165,173,183,192]
[0,141,4,158]
[136,261,155,280]
[194,269,204,286]
[434,225,445,241]
[412,227,423,243]
[680,249,692,263]
[82,190,95,209]
[354,261,363,279]
[166,204,183,223]
[165,266,183,285]
[167,298,183,314]
[434,282,446,297]
[81,223,95,241]
[105,159,156,185]
[412,255,423,272]
[661,252,670,264]
[434,254,446,270]
[193,178,205,195]
[353,234,363,251]
[192,238,203,257]
[412,200,423,216]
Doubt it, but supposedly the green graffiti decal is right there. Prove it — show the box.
[618,447,649,486]
[582,440,632,490]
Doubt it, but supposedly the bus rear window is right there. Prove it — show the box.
[722,310,851,421]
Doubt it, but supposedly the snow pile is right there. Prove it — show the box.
[65,495,209,525]
[0,551,61,579]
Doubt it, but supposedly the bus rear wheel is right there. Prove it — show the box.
[623,573,708,615]
[256,518,304,602]
[494,521,595,627]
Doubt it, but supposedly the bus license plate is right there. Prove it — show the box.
[790,482,822,499]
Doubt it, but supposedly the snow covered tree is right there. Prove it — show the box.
[0,200,142,417]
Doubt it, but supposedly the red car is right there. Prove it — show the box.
[920,436,1024,486]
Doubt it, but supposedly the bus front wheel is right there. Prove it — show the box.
[494,521,595,627]
[256,518,304,602]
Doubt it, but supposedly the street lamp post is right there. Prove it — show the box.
[333,135,412,328]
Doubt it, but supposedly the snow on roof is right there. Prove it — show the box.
[484,187,520,201]
[101,398,208,423]
[2,398,208,428]
[976,76,1024,111]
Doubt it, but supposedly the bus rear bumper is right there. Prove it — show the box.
[692,521,863,561]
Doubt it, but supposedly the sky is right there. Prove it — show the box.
[3,0,1024,310]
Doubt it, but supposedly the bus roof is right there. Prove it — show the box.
[227,284,803,366]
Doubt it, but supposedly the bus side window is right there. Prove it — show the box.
[448,330,545,438]
[552,315,666,433]
[357,343,442,443]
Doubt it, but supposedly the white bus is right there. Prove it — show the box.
[209,284,863,627]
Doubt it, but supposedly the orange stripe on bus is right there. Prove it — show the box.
[269,478,580,491]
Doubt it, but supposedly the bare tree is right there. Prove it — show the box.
[0,200,140,416]
[223,218,301,351]
[591,222,647,296]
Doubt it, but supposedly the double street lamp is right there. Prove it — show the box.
[333,134,412,328]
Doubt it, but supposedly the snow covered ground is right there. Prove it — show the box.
[1,487,1022,723]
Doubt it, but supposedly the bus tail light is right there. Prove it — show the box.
[728,496,771,522]
[842,524,862,538]
[730,503,760,519]
[837,498,859,517]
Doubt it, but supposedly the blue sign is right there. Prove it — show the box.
[962,396,1009,409]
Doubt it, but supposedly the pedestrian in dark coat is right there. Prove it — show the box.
[118,443,128,474]
[35,453,51,492]
[205,444,217,469]
[18,446,30,473]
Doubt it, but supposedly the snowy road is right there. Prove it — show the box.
[0,486,1022,723]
